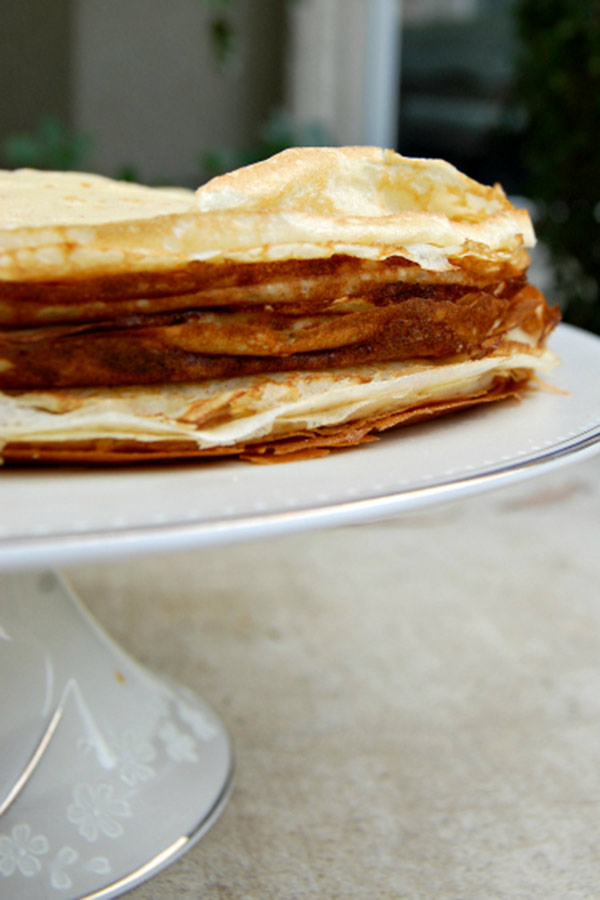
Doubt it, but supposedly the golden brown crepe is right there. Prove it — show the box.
[0,148,560,463]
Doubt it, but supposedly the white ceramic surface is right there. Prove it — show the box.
[0,571,233,900]
[0,324,599,572]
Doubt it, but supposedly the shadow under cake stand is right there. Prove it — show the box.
[1,323,599,900]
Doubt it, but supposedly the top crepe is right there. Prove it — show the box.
[0,147,534,282]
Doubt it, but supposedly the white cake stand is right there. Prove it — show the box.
[1,323,600,900]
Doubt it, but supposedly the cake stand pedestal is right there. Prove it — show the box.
[0,570,232,900]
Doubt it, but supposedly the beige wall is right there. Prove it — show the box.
[2,0,401,183]
[287,0,366,145]
[71,0,286,185]
[287,0,401,148]
[1,0,285,184]
[0,0,71,158]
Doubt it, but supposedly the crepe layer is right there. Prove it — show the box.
[0,343,558,463]
[0,149,533,284]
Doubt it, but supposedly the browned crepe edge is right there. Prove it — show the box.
[1,375,525,466]
[0,284,559,391]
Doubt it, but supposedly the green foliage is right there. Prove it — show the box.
[512,0,600,332]
[196,0,303,68]
[197,0,238,67]
[2,115,91,172]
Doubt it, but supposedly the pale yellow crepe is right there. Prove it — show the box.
[0,148,533,280]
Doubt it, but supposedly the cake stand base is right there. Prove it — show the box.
[0,570,233,900]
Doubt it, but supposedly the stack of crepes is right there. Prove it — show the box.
[0,146,560,463]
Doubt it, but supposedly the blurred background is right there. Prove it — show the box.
[1,0,599,332]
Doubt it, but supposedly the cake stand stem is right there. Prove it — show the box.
[0,570,233,900]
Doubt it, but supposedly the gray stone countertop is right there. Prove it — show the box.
[68,451,600,900]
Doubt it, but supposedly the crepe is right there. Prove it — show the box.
[0,147,560,463]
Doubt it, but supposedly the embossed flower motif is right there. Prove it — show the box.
[50,846,78,890]
[158,721,198,763]
[113,730,156,786]
[85,856,111,875]
[0,823,49,877]
[67,783,131,842]
[176,699,218,741]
